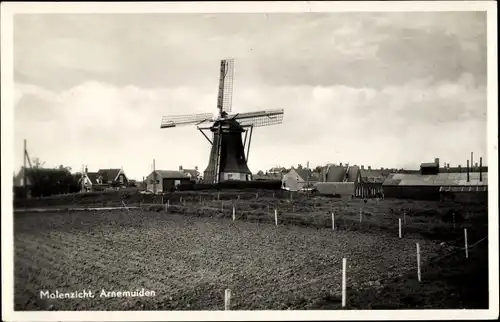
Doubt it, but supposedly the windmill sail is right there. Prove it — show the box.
[217,59,234,113]
[231,109,284,127]
[160,113,213,128]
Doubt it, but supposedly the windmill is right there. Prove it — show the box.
[160,59,284,184]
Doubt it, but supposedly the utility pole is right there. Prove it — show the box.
[153,159,156,194]
[23,139,27,193]
[81,164,85,193]
[306,160,310,195]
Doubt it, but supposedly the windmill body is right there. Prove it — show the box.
[160,59,284,184]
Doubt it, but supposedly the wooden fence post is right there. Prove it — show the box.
[464,228,468,259]
[224,289,231,310]
[416,243,421,282]
[342,258,347,307]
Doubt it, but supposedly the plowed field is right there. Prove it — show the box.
[13,196,489,310]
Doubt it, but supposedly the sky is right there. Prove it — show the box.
[13,12,488,180]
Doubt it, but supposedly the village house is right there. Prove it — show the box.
[80,167,129,192]
[282,167,320,191]
[315,163,358,197]
[178,165,201,182]
[268,166,287,176]
[356,165,386,198]
[314,163,385,198]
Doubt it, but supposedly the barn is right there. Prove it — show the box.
[146,170,193,193]
[383,157,488,201]
[383,172,488,201]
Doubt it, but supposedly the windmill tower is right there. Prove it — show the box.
[160,59,284,184]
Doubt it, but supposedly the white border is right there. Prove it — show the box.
[1,1,498,321]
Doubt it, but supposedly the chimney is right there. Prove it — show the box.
[179,165,183,171]
[480,157,483,182]
[475,162,478,170]
[339,162,343,167]
[434,158,439,167]
[368,166,371,170]
[471,152,474,171]
[467,160,470,182]
[458,164,462,173]
[85,165,88,174]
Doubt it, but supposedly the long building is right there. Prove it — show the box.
[382,158,487,201]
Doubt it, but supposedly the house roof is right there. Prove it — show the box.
[325,165,346,182]
[154,170,190,179]
[86,172,101,184]
[181,169,199,177]
[294,168,320,182]
[383,172,488,186]
[359,168,385,183]
[347,166,360,182]
[97,169,122,181]
[420,162,438,167]
[322,164,359,182]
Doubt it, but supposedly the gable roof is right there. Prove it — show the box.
[97,168,122,182]
[325,165,346,182]
[86,172,101,185]
[321,164,359,182]
[347,165,360,182]
[154,170,190,179]
[293,168,320,182]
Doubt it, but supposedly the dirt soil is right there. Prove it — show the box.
[13,193,489,310]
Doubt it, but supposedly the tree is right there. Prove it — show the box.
[31,157,45,169]
[257,170,264,176]
[297,164,303,169]
[58,164,72,172]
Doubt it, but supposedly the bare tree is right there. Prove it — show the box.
[58,164,72,172]
[31,157,46,169]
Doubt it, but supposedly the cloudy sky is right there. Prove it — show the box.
[13,12,487,179]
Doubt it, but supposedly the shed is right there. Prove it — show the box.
[146,170,192,193]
